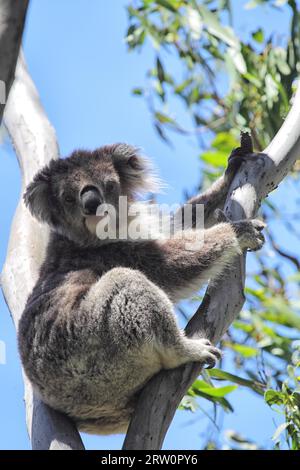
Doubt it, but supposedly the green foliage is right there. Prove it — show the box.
[125,0,300,449]
[265,362,300,449]
[126,0,300,148]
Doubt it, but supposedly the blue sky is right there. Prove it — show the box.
[0,0,296,450]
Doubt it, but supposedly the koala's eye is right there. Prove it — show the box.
[63,194,76,204]
[106,181,118,192]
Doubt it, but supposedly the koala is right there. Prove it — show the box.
[18,143,265,435]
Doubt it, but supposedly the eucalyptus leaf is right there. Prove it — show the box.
[272,422,290,442]
[192,379,237,397]
[197,5,239,48]
[265,389,285,406]
[252,28,264,43]
[156,0,177,13]
[228,344,258,358]
[208,368,265,394]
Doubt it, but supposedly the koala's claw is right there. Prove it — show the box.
[215,210,266,252]
[234,218,266,252]
[225,146,264,182]
[224,149,249,180]
[196,338,222,369]
[251,219,266,232]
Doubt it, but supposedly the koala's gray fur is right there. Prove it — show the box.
[19,143,265,434]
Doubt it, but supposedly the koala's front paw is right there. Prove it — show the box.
[234,219,266,252]
[193,338,222,369]
[224,150,247,181]
[224,140,265,184]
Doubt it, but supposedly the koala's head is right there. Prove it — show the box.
[24,144,160,246]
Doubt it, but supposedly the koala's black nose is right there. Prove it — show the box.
[80,185,102,215]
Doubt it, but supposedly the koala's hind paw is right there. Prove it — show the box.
[184,338,222,369]
[234,218,266,252]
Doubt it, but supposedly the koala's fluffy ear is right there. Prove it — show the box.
[111,143,163,195]
[23,167,53,224]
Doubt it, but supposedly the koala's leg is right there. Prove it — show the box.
[79,267,221,372]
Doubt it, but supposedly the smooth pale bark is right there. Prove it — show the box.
[0,0,29,122]
[123,85,300,450]
[1,54,84,450]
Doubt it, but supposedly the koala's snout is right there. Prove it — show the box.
[80,185,103,215]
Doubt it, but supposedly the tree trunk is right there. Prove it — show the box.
[123,85,300,450]
[1,53,84,450]
[0,0,28,123]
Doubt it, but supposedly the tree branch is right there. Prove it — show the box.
[1,53,84,450]
[267,229,300,270]
[123,85,300,450]
[0,0,29,123]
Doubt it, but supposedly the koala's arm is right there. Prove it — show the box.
[185,173,232,228]
[150,217,265,302]
[175,149,251,229]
